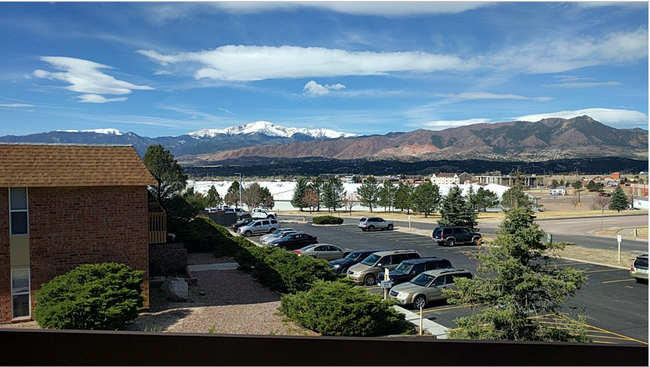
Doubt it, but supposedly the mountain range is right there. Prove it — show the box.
[1,117,647,171]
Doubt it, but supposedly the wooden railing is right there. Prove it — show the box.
[148,202,167,244]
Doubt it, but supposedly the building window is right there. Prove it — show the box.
[11,268,30,319]
[9,187,28,235]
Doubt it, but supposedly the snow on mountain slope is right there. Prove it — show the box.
[56,128,122,135]
[188,121,356,139]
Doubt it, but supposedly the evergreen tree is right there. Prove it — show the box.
[224,181,241,207]
[260,186,274,209]
[394,181,414,214]
[444,206,589,342]
[608,186,629,212]
[474,187,500,212]
[411,181,440,218]
[205,185,222,207]
[378,180,398,211]
[182,186,207,212]
[551,179,559,188]
[357,176,380,212]
[438,185,478,230]
[143,144,187,203]
[501,186,535,210]
[291,177,309,211]
[242,182,263,209]
[310,177,325,212]
[586,180,601,192]
[322,177,345,213]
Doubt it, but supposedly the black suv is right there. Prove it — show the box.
[377,257,453,286]
[432,226,482,247]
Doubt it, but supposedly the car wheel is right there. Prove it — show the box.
[446,238,456,247]
[386,224,394,230]
[472,236,482,246]
[340,267,349,274]
[280,246,287,250]
[413,295,427,309]
[268,228,277,233]
[244,231,252,237]
[367,225,375,232]
[363,274,376,286]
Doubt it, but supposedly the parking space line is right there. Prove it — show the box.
[584,268,628,274]
[602,278,637,284]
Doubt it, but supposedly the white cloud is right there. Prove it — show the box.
[515,108,649,129]
[303,80,346,96]
[491,28,648,74]
[423,118,492,130]
[33,56,153,103]
[440,92,551,101]
[211,2,491,16]
[138,45,473,82]
[0,103,33,107]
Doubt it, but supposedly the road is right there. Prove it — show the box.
[272,214,648,345]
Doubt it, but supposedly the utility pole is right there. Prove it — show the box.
[235,172,243,208]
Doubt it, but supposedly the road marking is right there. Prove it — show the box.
[584,268,627,274]
[602,278,636,284]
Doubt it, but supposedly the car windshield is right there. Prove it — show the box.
[345,252,366,261]
[361,254,381,266]
[410,273,434,287]
[394,263,413,274]
[635,257,648,268]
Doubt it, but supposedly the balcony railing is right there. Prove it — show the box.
[148,202,167,244]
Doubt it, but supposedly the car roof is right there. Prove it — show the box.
[371,249,418,256]
[421,268,470,276]
[400,257,448,264]
[353,248,390,254]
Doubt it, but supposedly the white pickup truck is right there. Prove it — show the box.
[251,208,277,219]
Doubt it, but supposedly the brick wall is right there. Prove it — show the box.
[0,189,10,320]
[0,186,150,322]
[149,243,187,276]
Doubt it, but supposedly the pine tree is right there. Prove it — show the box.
[378,180,397,211]
[394,181,414,214]
[444,206,590,342]
[310,177,325,212]
[143,144,187,203]
[411,181,440,218]
[438,185,477,230]
[608,186,629,212]
[322,177,345,213]
[291,177,309,211]
[357,176,380,212]
[224,181,241,207]
[205,185,222,207]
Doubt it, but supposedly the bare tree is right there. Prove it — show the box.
[569,194,580,210]
[592,195,611,228]
[341,191,359,215]
[301,190,319,213]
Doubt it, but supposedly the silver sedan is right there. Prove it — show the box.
[293,244,353,260]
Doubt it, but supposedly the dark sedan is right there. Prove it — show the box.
[329,248,390,274]
[271,232,318,250]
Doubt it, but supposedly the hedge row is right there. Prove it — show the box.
[312,215,344,225]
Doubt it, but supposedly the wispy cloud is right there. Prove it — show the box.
[439,92,552,102]
[303,80,346,96]
[137,46,474,82]
[515,108,648,129]
[423,118,492,130]
[544,75,621,88]
[33,56,153,103]
[0,103,34,107]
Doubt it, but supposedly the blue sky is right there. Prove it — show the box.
[1,1,647,138]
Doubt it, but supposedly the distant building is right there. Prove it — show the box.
[431,173,459,185]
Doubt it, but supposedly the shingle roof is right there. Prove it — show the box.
[0,144,156,187]
[435,173,457,177]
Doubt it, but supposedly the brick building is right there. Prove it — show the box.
[0,144,156,323]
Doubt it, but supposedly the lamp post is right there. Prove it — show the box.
[234,172,243,208]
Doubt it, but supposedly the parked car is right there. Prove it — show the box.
[270,232,318,250]
[358,217,394,231]
[630,254,648,283]
[260,228,296,245]
[389,268,473,309]
[237,218,280,237]
[329,248,391,274]
[251,208,277,219]
[293,244,353,260]
[347,249,420,286]
[598,192,611,197]
[432,226,482,247]
[231,217,254,231]
[376,257,453,286]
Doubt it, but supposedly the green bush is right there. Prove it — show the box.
[172,216,242,256]
[34,263,144,330]
[312,215,344,225]
[280,280,413,336]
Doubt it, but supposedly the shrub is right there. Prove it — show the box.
[312,216,344,225]
[280,279,413,336]
[34,263,144,330]
[172,216,241,256]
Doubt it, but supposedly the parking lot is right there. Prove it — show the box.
[255,215,648,345]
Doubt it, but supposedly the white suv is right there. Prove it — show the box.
[237,218,280,237]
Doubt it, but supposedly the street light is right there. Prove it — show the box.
[234,173,242,208]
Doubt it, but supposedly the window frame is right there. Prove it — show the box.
[9,187,29,236]
[11,268,31,319]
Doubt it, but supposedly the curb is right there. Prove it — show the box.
[392,305,448,339]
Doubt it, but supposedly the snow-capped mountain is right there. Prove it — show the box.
[188,121,357,139]
[56,128,123,135]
